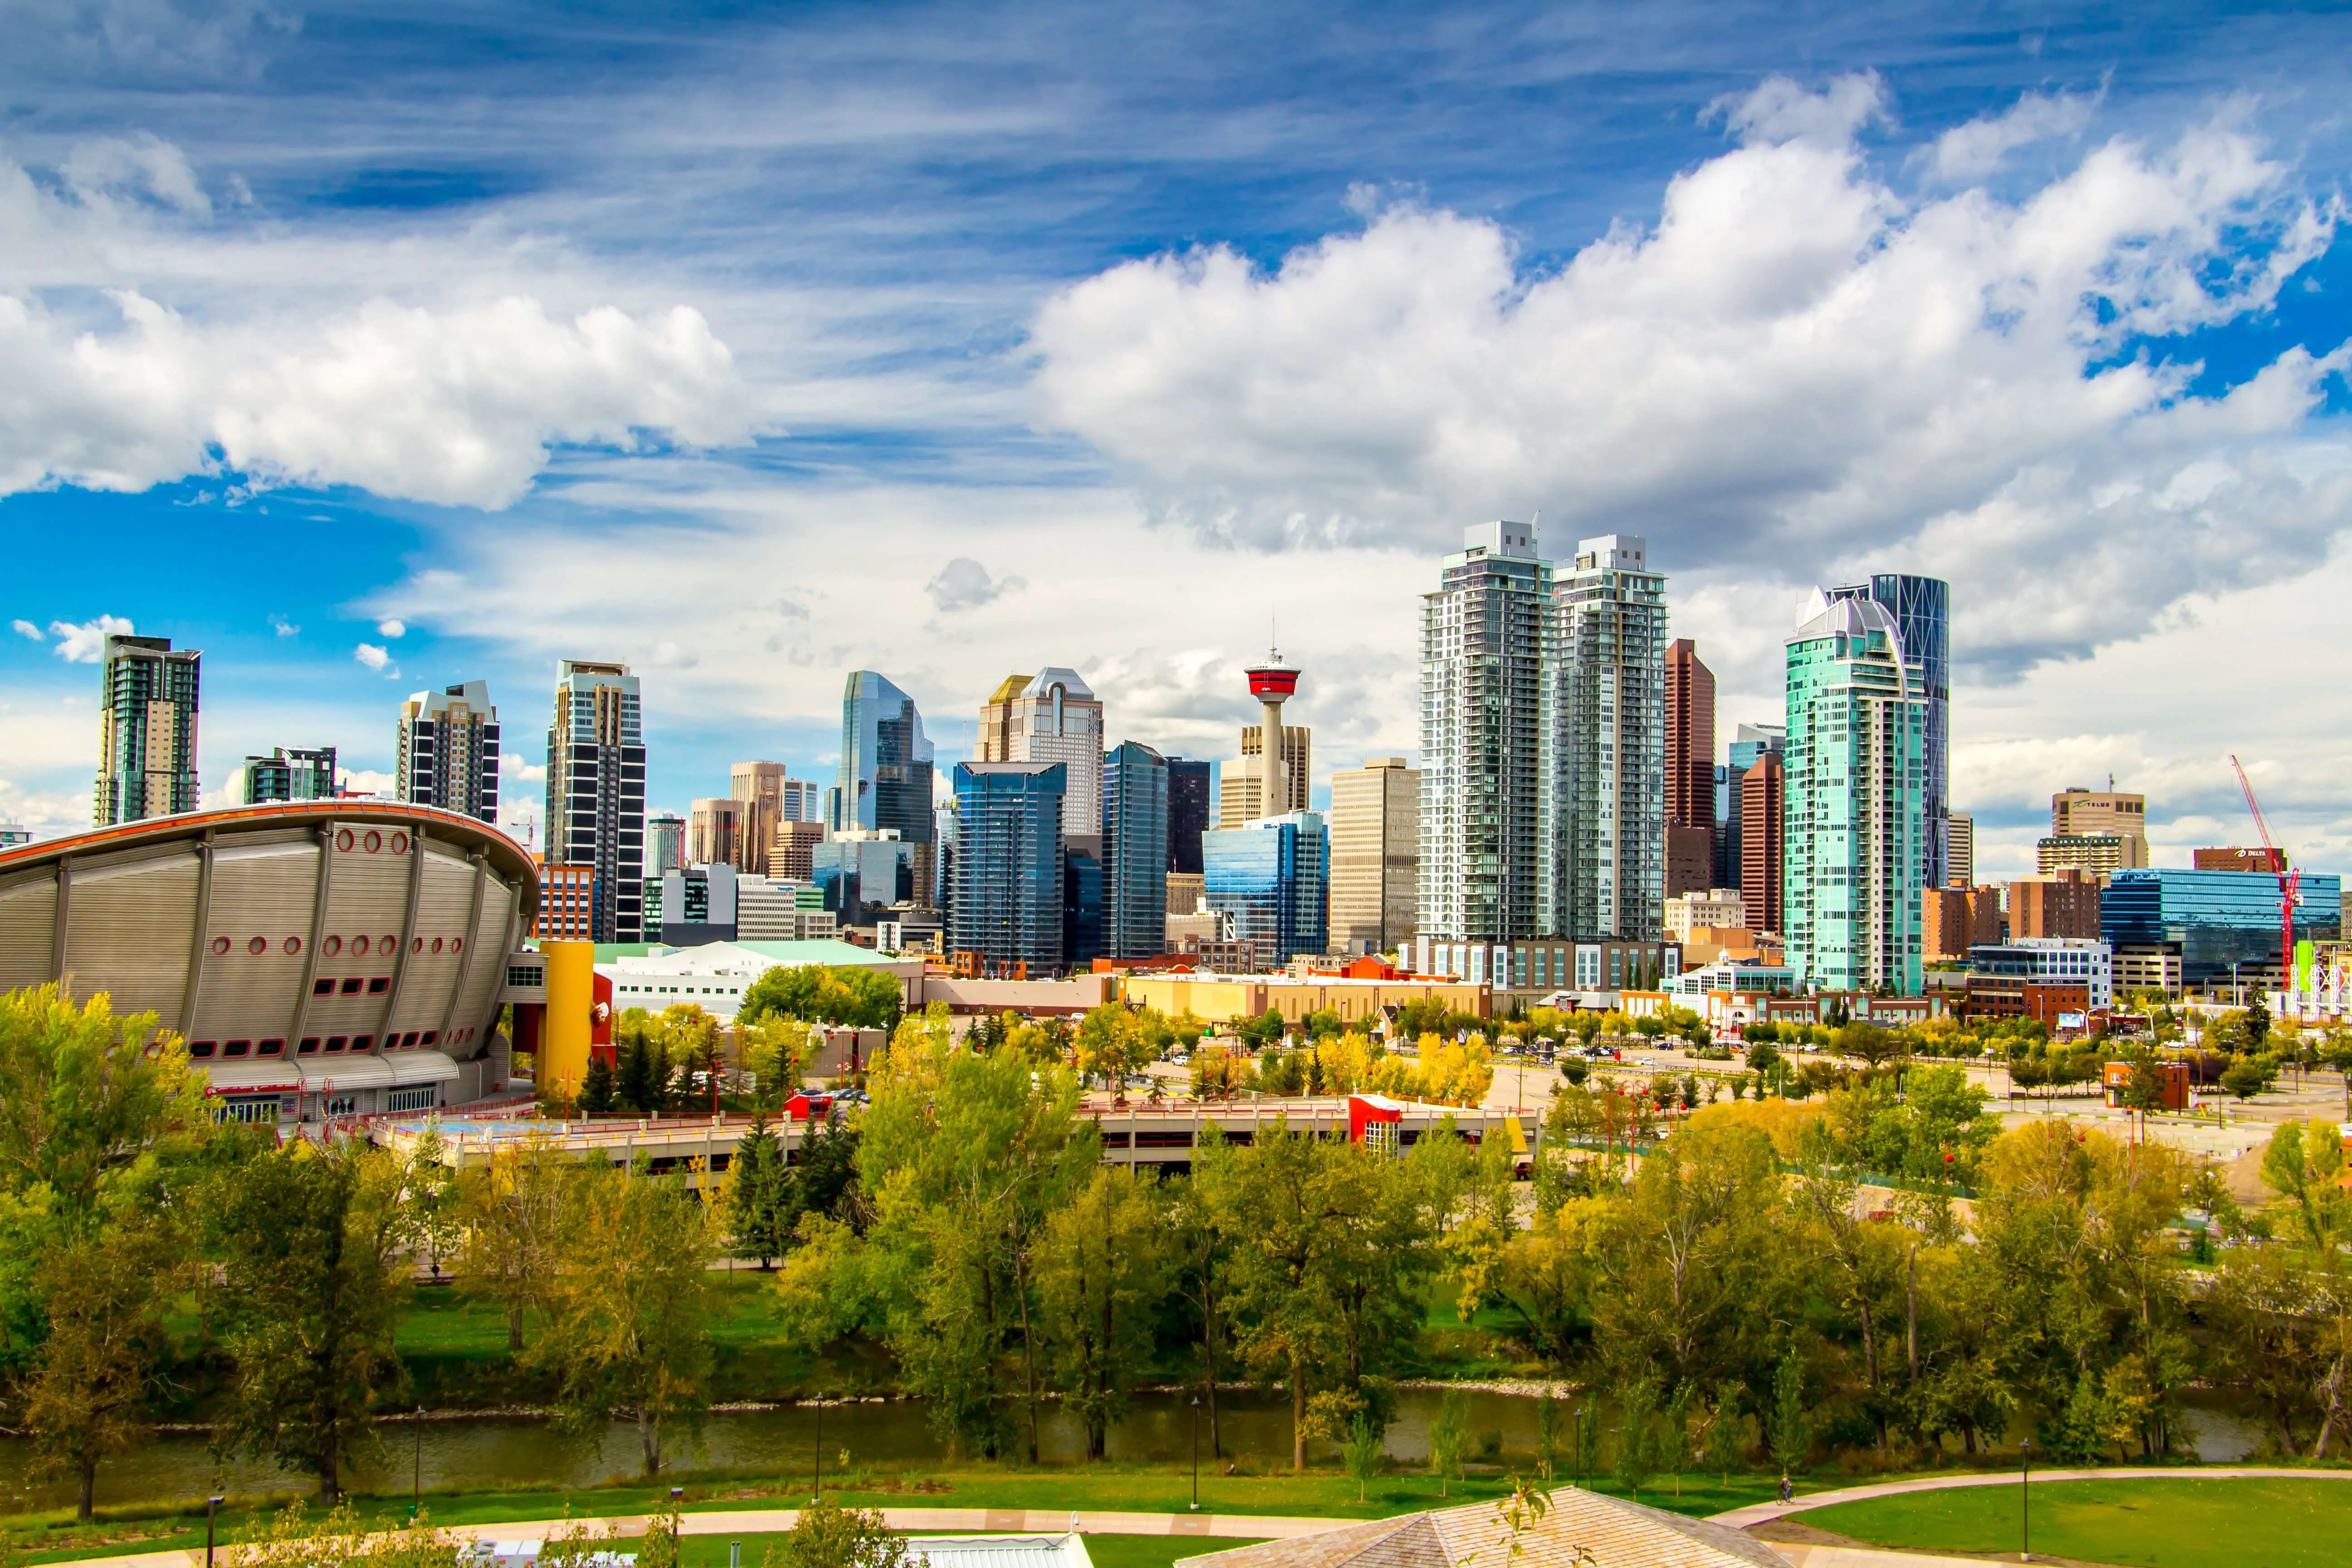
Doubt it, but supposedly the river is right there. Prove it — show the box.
[0,1386,2271,1517]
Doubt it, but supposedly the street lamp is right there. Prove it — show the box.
[412,1405,425,1519]
[812,1393,824,1504]
[206,1495,225,1568]
[1190,1394,1201,1512]
[2019,1439,2032,1563]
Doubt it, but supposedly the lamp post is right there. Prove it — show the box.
[2020,1439,2032,1563]
[412,1405,424,1519]
[1190,1394,1201,1511]
[206,1495,224,1568]
[812,1393,824,1504]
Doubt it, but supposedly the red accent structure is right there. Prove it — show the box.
[1348,1093,1403,1143]
[787,1092,836,1123]
[1245,666,1300,699]
[589,972,616,1064]
[2231,754,2301,985]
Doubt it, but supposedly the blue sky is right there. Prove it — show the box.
[3,0,2349,877]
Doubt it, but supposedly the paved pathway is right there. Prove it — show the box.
[1710,1463,2352,1528]
[49,1507,1359,1568]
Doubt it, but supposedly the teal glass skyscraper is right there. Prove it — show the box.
[835,671,935,844]
[951,761,1067,975]
[1103,741,1170,958]
[1783,592,1927,994]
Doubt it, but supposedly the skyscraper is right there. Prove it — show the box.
[1329,757,1420,954]
[95,634,200,825]
[396,680,501,823]
[1558,534,1667,941]
[836,672,936,843]
[647,812,687,878]
[688,797,744,868]
[1828,574,1949,889]
[1203,811,1329,965]
[1946,811,1975,887]
[976,669,1106,841]
[2039,786,2150,875]
[1420,521,1557,944]
[951,761,1068,975]
[545,659,647,942]
[730,760,789,874]
[1103,741,1171,959]
[1664,639,1715,899]
[1167,758,1213,874]
[1740,751,1786,936]
[1716,723,1785,893]
[1783,592,1926,992]
[243,746,337,803]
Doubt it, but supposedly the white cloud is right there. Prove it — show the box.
[353,642,394,672]
[1030,88,2342,682]
[339,767,395,797]
[11,619,42,641]
[1927,89,2098,182]
[0,143,763,510]
[500,751,547,784]
[270,614,299,637]
[47,614,133,662]
[376,618,406,638]
[1708,70,1891,148]
[925,556,1025,612]
[61,132,212,217]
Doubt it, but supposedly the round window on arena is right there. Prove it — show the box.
[412,936,424,954]
[323,934,342,957]
[211,936,230,956]
[391,833,409,855]
[431,937,444,954]
[337,829,355,852]
[247,936,267,955]
[351,935,370,956]
[451,937,463,954]
[284,936,302,956]
[363,830,382,853]
[382,935,397,954]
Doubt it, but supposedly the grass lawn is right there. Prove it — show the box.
[1803,1476,2352,1568]
[659,1534,1271,1568]
[4,1465,1785,1564]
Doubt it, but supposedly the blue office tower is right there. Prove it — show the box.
[2103,868,2342,990]
[836,671,935,843]
[1103,742,1171,958]
[951,762,1068,975]
[1202,810,1328,965]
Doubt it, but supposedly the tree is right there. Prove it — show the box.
[1612,1377,1658,1499]
[534,1160,719,1475]
[454,1132,571,1352]
[1703,1380,1745,1485]
[578,1054,618,1114]
[22,1229,168,1519]
[0,985,211,1216]
[761,1494,913,1568]
[1836,1022,1901,1071]
[1427,1388,1468,1497]
[1768,1348,1809,1478]
[2220,1055,2271,1100]
[740,965,902,1030]
[213,1138,412,1504]
[1343,1412,1385,1501]
[1035,1166,1172,1457]
[2260,1120,2352,1253]
[228,1499,469,1568]
[728,1114,794,1268]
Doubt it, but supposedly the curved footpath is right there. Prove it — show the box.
[1709,1463,2352,1527]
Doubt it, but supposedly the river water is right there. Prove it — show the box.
[0,1386,2270,1517]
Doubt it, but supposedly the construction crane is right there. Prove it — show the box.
[2230,755,2301,990]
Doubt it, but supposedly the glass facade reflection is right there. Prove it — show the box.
[1202,810,1328,965]
[835,671,936,842]
[1104,742,1170,958]
[2102,868,2342,986]
[809,835,914,916]
[951,762,1068,974]
[1831,575,1947,889]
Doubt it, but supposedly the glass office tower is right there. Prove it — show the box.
[836,671,936,844]
[1783,593,1926,994]
[1103,741,1171,958]
[1166,758,1213,875]
[1203,810,1328,964]
[1830,575,1948,890]
[951,762,1068,975]
[2103,868,2342,988]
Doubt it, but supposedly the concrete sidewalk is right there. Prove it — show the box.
[43,1507,1358,1568]
[1710,1462,2352,1527]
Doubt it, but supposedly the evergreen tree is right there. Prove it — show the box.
[727,1114,793,1268]
[579,1054,618,1114]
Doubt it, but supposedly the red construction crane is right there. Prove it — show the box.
[2230,755,2301,990]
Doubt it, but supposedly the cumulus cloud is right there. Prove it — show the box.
[269,614,299,636]
[11,619,41,640]
[0,143,761,510]
[1927,88,2098,181]
[1030,82,2343,678]
[353,642,394,673]
[376,618,405,638]
[925,556,1025,612]
[500,751,547,784]
[48,614,133,662]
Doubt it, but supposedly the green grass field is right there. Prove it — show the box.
[1803,1476,2352,1568]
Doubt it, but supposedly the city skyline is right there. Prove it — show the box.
[4,7,2350,883]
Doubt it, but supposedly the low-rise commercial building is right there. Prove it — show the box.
[2103,867,2342,997]
[2010,868,2100,939]
[1664,888,1745,942]
[1922,883,2004,961]
[1120,971,1488,1026]
[1965,936,2113,1023]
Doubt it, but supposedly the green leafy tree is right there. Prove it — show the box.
[1768,1348,1809,1478]
[761,1494,912,1568]
[578,1054,618,1114]
[740,965,902,1030]
[453,1132,570,1352]
[0,985,212,1215]
[533,1160,718,1475]
[22,1227,170,1519]
[2220,1054,2271,1100]
[1612,1377,1658,1499]
[1343,1411,1385,1500]
[1035,1166,1172,1457]
[1427,1388,1469,1496]
[1534,1394,1563,1482]
[2259,1120,2352,1252]
[1703,1380,1745,1484]
[213,1138,412,1503]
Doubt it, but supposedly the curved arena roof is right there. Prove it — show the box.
[0,803,539,1082]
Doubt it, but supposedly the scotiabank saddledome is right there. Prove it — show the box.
[0,802,543,1125]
